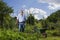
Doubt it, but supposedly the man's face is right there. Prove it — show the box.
[21,11,23,15]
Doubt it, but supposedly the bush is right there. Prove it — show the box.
[52,30,60,36]
[0,29,42,40]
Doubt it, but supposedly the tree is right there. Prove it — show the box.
[47,10,60,23]
[46,10,60,30]
[0,1,13,28]
[26,14,35,25]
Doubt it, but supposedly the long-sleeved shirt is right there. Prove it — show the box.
[17,13,26,22]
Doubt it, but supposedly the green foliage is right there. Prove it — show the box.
[0,29,60,40]
[0,1,60,39]
[38,10,60,37]
[0,29,40,40]
[0,1,13,28]
[39,19,48,29]
[26,14,35,25]
[45,10,60,36]
[41,10,59,29]
[47,10,60,23]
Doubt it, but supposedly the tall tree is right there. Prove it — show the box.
[0,0,13,28]
[46,10,60,30]
[26,14,35,25]
[47,10,60,23]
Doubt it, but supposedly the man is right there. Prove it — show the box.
[16,10,26,32]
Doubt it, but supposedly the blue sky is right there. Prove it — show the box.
[3,0,60,20]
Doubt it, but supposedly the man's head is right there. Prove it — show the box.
[20,10,24,15]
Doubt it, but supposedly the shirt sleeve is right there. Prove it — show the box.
[24,15,26,21]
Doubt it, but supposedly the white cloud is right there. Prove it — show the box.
[22,5,26,8]
[48,3,60,10]
[44,15,48,19]
[29,8,35,14]
[34,15,40,20]
[24,8,47,20]
[38,0,60,10]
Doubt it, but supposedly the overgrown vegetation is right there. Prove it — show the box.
[0,0,60,40]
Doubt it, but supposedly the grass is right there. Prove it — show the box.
[0,22,60,40]
[39,37,60,40]
[0,29,60,40]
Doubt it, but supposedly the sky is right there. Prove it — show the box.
[3,0,60,20]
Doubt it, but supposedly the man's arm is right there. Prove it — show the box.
[24,15,26,23]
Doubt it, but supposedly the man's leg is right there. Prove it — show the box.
[19,23,22,32]
[21,23,25,32]
[18,22,25,32]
